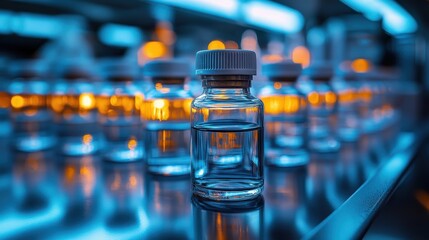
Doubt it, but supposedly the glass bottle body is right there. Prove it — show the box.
[306,80,340,153]
[48,79,103,155]
[97,81,144,162]
[141,80,193,176]
[258,81,308,167]
[332,78,360,142]
[191,79,264,201]
[9,78,56,151]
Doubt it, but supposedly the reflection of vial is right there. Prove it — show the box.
[144,175,192,239]
[259,61,308,167]
[103,161,144,229]
[332,70,360,142]
[192,196,264,240]
[302,63,340,153]
[13,151,56,212]
[264,166,306,239]
[355,71,384,134]
[192,50,264,201]
[141,60,193,176]
[97,60,144,162]
[8,60,56,151]
[49,62,103,156]
[59,155,101,226]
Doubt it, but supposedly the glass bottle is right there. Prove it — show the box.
[302,63,340,153]
[8,60,56,151]
[191,49,264,201]
[48,61,103,155]
[141,59,193,176]
[258,61,308,167]
[97,60,144,162]
[332,70,360,142]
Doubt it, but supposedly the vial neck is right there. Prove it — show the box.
[201,75,252,90]
[151,77,186,89]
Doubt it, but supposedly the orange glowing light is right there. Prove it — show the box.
[141,41,167,59]
[358,87,372,102]
[82,134,93,145]
[79,93,95,110]
[292,46,310,68]
[338,90,356,104]
[308,92,320,106]
[325,91,337,105]
[224,40,239,49]
[274,82,282,89]
[128,174,138,188]
[155,21,176,46]
[11,95,25,108]
[128,137,137,150]
[351,58,371,73]
[208,40,225,50]
[262,54,283,63]
[141,98,192,121]
[261,95,303,115]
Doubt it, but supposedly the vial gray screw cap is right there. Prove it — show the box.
[195,50,257,76]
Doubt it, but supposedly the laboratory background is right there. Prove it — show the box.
[0,0,428,239]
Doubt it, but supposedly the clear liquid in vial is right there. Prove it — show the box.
[192,120,264,201]
[145,121,191,176]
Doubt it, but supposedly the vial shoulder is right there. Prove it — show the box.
[145,88,193,100]
[192,93,263,109]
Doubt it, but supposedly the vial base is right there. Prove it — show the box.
[309,138,341,153]
[103,146,143,162]
[147,159,191,176]
[338,128,360,142]
[59,136,103,156]
[265,150,309,167]
[193,180,263,201]
[13,133,56,152]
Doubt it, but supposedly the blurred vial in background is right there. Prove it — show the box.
[192,196,264,240]
[8,60,56,152]
[264,166,306,240]
[13,151,56,213]
[332,69,360,142]
[141,59,193,176]
[144,175,192,239]
[258,61,308,167]
[355,71,384,135]
[192,50,264,201]
[49,61,103,156]
[59,155,101,227]
[97,59,144,162]
[0,59,10,137]
[301,63,340,153]
[103,161,144,230]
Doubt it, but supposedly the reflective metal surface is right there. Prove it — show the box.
[0,131,396,239]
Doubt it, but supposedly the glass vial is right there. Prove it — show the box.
[97,60,144,162]
[8,60,56,151]
[0,65,10,137]
[258,61,308,167]
[49,61,103,156]
[302,63,340,153]
[332,70,360,142]
[141,59,193,176]
[191,50,264,201]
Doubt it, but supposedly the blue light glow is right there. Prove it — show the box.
[150,0,304,34]
[150,0,239,20]
[341,0,417,35]
[11,13,62,38]
[0,10,13,34]
[99,23,142,47]
[243,1,304,34]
